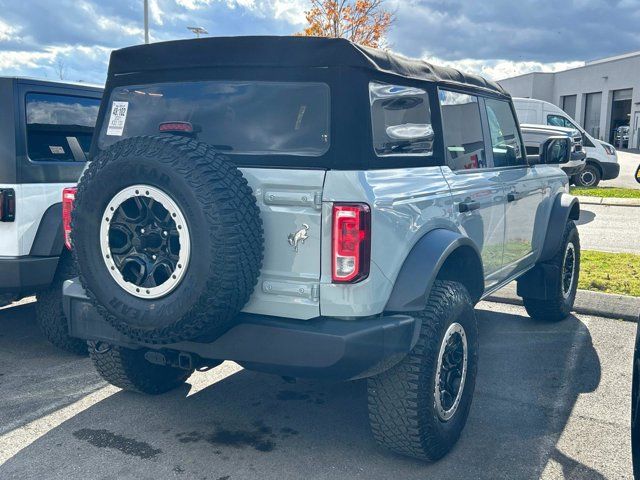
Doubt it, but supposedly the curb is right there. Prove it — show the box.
[576,195,640,207]
[485,283,640,322]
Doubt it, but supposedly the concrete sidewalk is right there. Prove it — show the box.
[576,195,640,207]
[487,282,640,321]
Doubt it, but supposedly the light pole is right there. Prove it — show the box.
[144,0,149,44]
[187,26,208,38]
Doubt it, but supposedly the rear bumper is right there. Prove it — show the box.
[601,161,620,180]
[63,279,419,380]
[0,255,58,294]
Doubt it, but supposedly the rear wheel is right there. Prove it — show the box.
[574,163,601,187]
[36,251,87,355]
[523,221,580,322]
[367,280,478,461]
[89,342,194,394]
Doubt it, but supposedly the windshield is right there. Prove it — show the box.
[98,81,330,156]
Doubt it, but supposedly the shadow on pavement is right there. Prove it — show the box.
[0,301,105,436]
[575,208,596,226]
[0,306,604,479]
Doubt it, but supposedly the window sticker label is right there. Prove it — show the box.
[49,146,65,154]
[106,101,129,136]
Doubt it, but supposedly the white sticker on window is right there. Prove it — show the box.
[49,146,65,154]
[106,101,129,136]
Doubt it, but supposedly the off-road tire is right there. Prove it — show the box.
[523,221,580,322]
[573,163,601,187]
[35,251,87,355]
[72,135,263,344]
[89,342,194,394]
[367,280,478,461]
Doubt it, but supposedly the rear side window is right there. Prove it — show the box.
[439,90,486,170]
[485,98,525,167]
[369,82,433,157]
[99,81,330,157]
[26,93,100,162]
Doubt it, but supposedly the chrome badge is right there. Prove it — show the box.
[288,224,310,252]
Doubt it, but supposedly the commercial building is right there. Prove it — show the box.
[498,51,640,148]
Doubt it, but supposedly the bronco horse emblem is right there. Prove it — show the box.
[288,224,310,252]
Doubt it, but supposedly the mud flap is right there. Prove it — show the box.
[516,263,561,300]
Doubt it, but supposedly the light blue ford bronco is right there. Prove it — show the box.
[63,36,580,461]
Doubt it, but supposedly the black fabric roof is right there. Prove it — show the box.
[108,36,507,96]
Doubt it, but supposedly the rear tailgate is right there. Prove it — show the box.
[240,168,325,319]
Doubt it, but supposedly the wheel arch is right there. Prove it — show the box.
[538,193,579,263]
[385,229,484,312]
[585,158,603,177]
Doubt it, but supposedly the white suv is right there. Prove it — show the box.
[0,77,102,353]
[513,97,620,186]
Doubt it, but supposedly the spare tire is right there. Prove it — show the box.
[72,135,263,344]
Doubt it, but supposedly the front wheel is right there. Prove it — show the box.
[367,280,478,461]
[523,221,580,322]
[574,163,601,187]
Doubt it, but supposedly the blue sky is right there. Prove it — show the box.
[0,0,638,84]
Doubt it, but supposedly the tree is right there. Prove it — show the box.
[298,0,394,49]
[55,58,66,81]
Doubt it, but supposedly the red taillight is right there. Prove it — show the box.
[62,187,76,250]
[332,203,371,283]
[159,121,193,133]
[0,188,15,222]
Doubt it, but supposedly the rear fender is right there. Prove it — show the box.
[385,229,484,312]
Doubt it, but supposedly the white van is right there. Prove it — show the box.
[513,98,619,186]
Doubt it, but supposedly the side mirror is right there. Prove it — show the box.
[635,164,640,184]
[540,136,571,165]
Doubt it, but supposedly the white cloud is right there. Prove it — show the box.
[174,0,306,24]
[0,18,16,41]
[420,54,585,81]
[175,0,214,9]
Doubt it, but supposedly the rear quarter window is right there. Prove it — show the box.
[369,82,434,157]
[26,93,100,162]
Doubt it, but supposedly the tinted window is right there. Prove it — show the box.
[99,81,330,156]
[439,90,486,170]
[26,93,100,162]
[369,82,433,157]
[485,98,525,167]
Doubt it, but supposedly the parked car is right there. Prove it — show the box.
[62,36,580,461]
[0,77,102,354]
[615,125,630,148]
[513,97,619,187]
[520,123,586,177]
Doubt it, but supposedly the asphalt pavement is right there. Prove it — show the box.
[576,203,640,254]
[0,299,634,479]
[602,150,639,189]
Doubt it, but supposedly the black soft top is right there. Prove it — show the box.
[108,36,507,97]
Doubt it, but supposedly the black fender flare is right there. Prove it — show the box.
[30,202,64,257]
[538,193,580,263]
[385,228,484,312]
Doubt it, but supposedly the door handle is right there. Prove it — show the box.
[507,192,521,202]
[459,200,480,213]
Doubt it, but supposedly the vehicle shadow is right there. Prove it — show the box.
[0,308,605,479]
[575,208,596,226]
[0,300,105,436]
